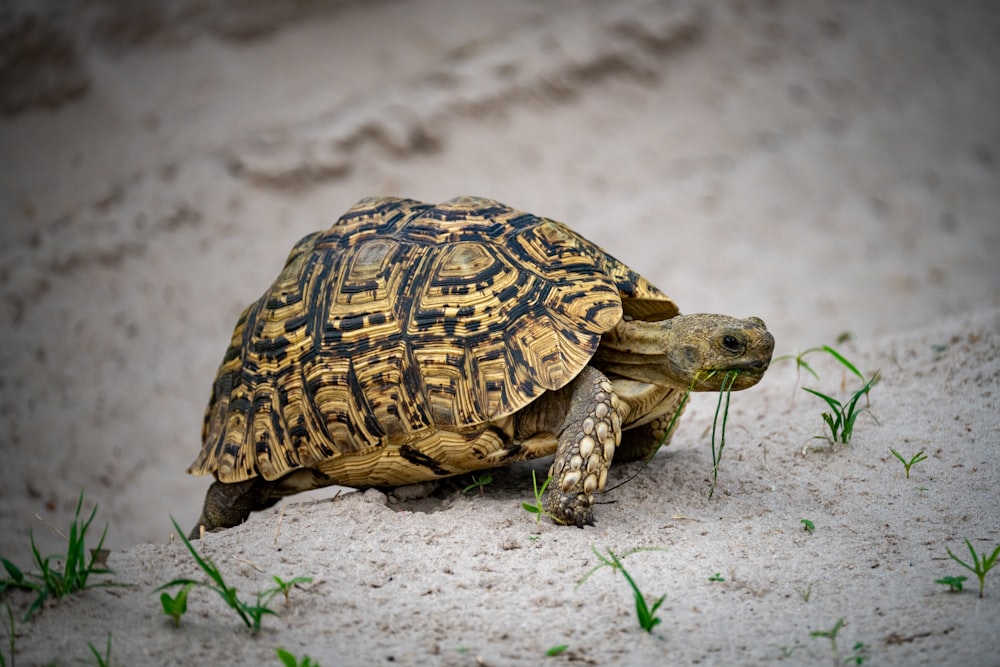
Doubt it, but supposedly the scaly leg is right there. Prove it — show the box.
[543,366,622,527]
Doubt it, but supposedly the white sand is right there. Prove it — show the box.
[1,1,998,665]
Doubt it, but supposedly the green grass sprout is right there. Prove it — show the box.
[0,492,122,621]
[802,371,879,445]
[576,546,669,588]
[522,471,553,524]
[579,546,666,633]
[888,448,928,479]
[776,345,864,392]
[159,582,193,627]
[773,347,824,398]
[157,517,312,634]
[271,575,313,607]
[778,644,805,659]
[845,642,870,665]
[772,349,821,390]
[810,618,845,655]
[87,633,112,667]
[708,573,725,582]
[809,618,868,664]
[777,345,879,447]
[276,648,320,667]
[800,519,815,533]
[935,575,967,593]
[779,345,872,396]
[545,645,569,657]
[945,539,1000,598]
[607,550,664,632]
[461,474,493,495]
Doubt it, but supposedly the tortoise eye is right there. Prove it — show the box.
[721,334,742,352]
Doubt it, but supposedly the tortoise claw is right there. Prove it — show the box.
[545,492,595,528]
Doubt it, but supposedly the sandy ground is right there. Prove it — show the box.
[1,1,999,665]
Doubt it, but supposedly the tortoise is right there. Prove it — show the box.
[188,196,774,537]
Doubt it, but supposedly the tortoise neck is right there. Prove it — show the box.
[590,319,690,388]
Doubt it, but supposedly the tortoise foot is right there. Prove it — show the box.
[545,492,595,528]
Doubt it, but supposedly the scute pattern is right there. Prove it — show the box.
[189,196,677,484]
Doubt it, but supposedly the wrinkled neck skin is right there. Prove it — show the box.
[591,314,775,392]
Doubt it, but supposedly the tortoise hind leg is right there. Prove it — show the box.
[190,478,279,539]
[615,398,688,462]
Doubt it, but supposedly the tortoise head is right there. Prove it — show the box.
[593,314,775,391]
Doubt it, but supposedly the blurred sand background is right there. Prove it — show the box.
[1,1,998,665]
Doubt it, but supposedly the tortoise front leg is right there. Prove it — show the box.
[190,477,279,539]
[542,366,622,527]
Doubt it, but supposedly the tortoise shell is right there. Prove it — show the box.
[188,196,678,485]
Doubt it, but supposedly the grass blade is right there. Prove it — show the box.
[168,518,227,591]
[708,371,738,499]
[1,559,23,583]
[822,346,865,382]
[801,388,842,415]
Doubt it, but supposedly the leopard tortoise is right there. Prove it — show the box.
[188,196,774,537]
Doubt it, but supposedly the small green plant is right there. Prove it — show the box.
[945,539,1000,598]
[609,550,664,633]
[545,645,569,657]
[522,471,553,524]
[800,518,815,533]
[708,573,725,582]
[271,575,312,607]
[775,345,857,394]
[778,644,805,658]
[810,618,844,655]
[845,642,869,665]
[803,372,879,445]
[159,582,193,627]
[576,546,669,588]
[276,648,320,667]
[888,448,927,479]
[777,345,879,445]
[157,517,311,634]
[798,582,813,602]
[87,633,112,667]
[461,474,493,495]
[0,492,120,620]
[580,547,665,633]
[809,619,870,665]
[935,575,967,593]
